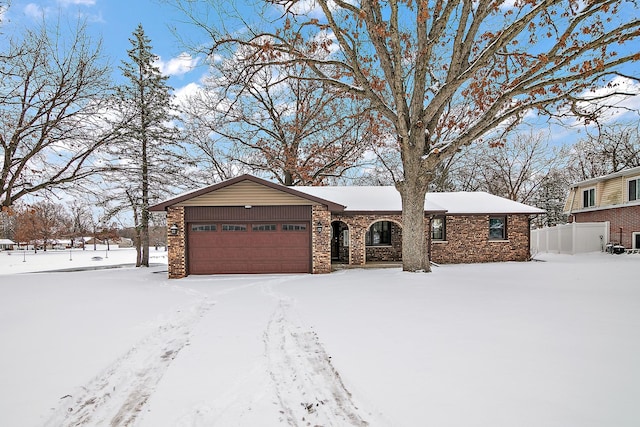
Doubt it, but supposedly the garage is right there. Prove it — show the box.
[150,175,343,278]
[184,204,314,275]
[188,220,310,274]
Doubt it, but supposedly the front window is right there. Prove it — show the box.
[366,221,392,246]
[432,217,446,241]
[489,216,506,240]
[629,178,640,202]
[583,188,595,208]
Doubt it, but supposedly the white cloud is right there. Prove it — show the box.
[173,82,202,108]
[0,4,8,23]
[24,3,46,19]
[576,76,640,123]
[155,53,201,77]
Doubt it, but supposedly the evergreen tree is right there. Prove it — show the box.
[112,24,180,267]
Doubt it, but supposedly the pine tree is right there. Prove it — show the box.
[114,24,179,267]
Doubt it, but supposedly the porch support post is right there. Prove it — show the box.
[167,206,186,279]
[312,205,332,273]
[349,222,367,266]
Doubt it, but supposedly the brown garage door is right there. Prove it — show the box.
[188,222,310,274]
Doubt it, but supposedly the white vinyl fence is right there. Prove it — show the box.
[531,222,610,255]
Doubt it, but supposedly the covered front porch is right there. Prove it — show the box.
[330,214,414,268]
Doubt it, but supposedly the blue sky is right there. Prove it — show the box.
[2,0,206,91]
[2,0,639,146]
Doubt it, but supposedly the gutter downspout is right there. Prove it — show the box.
[568,186,578,223]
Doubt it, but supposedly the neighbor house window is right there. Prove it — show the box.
[489,216,506,240]
[366,221,392,246]
[432,216,446,241]
[583,187,595,208]
[628,178,640,202]
[191,224,217,232]
[222,224,247,231]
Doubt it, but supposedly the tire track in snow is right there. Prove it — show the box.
[44,298,213,427]
[264,299,370,426]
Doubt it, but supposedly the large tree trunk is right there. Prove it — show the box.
[397,168,431,272]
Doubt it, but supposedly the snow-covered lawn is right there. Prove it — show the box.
[1,250,639,426]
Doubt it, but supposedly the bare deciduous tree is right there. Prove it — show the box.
[567,122,640,181]
[13,200,69,251]
[0,18,117,209]
[176,0,640,271]
[184,54,378,186]
[444,132,568,203]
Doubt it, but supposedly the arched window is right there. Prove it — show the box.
[366,221,392,246]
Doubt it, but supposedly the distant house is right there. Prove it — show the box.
[564,166,640,250]
[0,239,15,251]
[150,175,543,278]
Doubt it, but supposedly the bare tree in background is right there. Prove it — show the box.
[567,122,640,181]
[184,53,377,186]
[176,0,640,271]
[445,132,568,203]
[67,200,93,249]
[1,17,118,208]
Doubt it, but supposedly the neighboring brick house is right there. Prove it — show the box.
[150,174,543,278]
[564,166,640,250]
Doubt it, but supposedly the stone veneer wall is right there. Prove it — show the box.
[166,206,186,279]
[571,205,640,248]
[430,214,531,264]
[312,205,332,273]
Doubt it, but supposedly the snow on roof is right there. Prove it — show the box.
[0,239,16,245]
[296,186,544,214]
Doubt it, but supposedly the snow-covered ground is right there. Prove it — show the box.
[1,250,639,426]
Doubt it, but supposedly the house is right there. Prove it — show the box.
[0,239,15,251]
[564,166,640,250]
[150,174,543,278]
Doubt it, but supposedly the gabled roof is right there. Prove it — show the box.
[570,165,640,188]
[151,174,544,215]
[149,174,346,212]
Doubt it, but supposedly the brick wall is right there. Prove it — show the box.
[332,214,404,265]
[431,214,531,264]
[366,222,403,262]
[572,205,640,248]
[166,206,186,279]
[312,205,332,273]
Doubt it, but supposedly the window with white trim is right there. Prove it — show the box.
[583,187,595,208]
[628,178,640,202]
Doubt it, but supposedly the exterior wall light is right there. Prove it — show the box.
[316,221,323,234]
[169,223,179,235]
